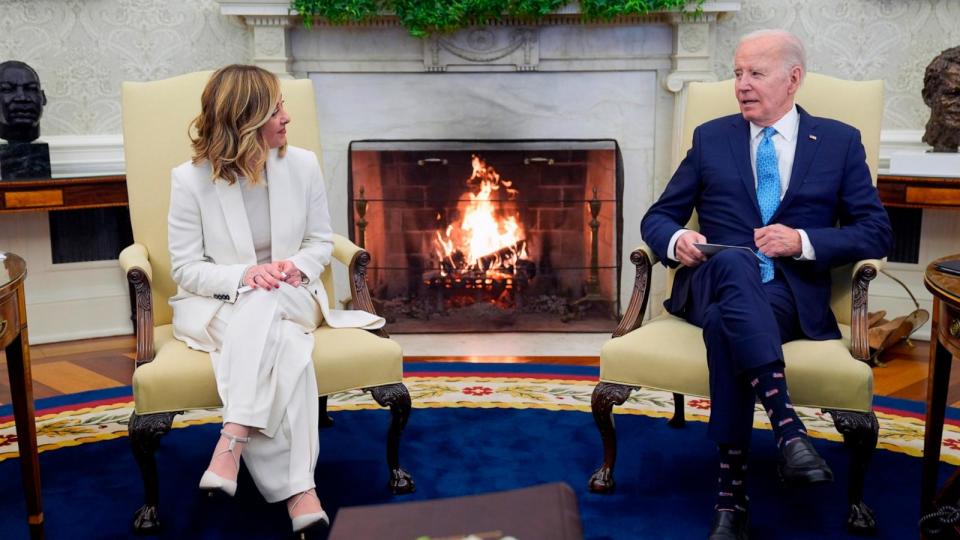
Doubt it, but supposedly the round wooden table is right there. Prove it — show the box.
[0,252,44,539]
[922,253,960,514]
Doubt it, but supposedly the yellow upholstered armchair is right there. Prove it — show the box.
[587,74,885,534]
[119,71,414,534]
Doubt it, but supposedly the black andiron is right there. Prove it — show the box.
[564,186,614,321]
[355,186,368,249]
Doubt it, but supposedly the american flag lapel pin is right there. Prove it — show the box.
[808,134,817,140]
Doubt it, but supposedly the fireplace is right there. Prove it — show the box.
[217,0,740,336]
[349,140,621,332]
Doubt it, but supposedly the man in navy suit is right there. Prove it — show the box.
[641,29,892,539]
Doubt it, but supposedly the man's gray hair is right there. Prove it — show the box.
[738,29,806,80]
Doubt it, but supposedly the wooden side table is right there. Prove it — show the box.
[0,253,44,539]
[922,253,960,514]
[878,174,960,209]
[0,174,127,214]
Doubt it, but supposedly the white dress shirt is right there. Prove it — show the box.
[666,104,816,262]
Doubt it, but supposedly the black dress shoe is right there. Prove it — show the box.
[778,437,833,485]
[708,510,749,540]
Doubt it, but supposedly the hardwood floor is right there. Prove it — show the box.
[0,335,136,404]
[0,334,954,407]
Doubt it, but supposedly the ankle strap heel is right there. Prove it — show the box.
[212,428,250,475]
[290,490,329,536]
[198,428,251,498]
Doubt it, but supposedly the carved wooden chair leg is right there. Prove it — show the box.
[668,392,686,428]
[129,411,177,535]
[318,396,334,428]
[369,382,415,494]
[826,409,879,535]
[588,382,635,493]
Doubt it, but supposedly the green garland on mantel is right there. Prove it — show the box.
[290,0,704,38]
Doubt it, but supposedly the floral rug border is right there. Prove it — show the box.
[0,376,950,464]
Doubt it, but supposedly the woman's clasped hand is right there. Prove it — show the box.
[242,260,303,289]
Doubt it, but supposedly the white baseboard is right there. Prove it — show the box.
[29,326,133,346]
[26,293,133,345]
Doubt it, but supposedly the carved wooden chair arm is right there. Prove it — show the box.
[612,244,657,338]
[119,243,156,366]
[849,258,884,363]
[331,233,387,337]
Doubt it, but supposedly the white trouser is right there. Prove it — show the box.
[207,283,321,503]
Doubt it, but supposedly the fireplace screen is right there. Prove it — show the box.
[348,140,621,332]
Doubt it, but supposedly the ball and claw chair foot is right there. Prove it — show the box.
[588,467,615,493]
[588,382,634,495]
[846,502,877,536]
[129,411,176,535]
[389,467,416,494]
[369,383,415,495]
[828,409,879,534]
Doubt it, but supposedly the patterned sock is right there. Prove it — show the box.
[747,362,806,448]
[716,444,749,514]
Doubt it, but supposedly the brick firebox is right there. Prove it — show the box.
[349,140,622,333]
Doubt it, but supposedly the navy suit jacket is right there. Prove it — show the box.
[641,106,893,340]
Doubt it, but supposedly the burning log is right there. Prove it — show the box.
[439,241,527,276]
[474,240,525,271]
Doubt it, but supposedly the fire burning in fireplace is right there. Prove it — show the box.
[430,155,534,297]
[348,140,620,332]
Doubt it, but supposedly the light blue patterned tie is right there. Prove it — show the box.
[756,126,781,283]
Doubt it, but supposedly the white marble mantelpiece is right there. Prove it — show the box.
[219,1,738,77]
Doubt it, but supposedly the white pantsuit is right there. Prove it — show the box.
[207,285,321,502]
[167,146,383,503]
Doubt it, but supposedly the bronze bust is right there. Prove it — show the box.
[0,61,51,179]
[0,61,47,143]
[922,46,960,153]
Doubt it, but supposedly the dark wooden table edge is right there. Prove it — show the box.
[922,254,960,521]
[0,175,128,214]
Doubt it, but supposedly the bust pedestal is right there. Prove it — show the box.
[0,142,51,180]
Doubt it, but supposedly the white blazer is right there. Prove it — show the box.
[168,146,382,352]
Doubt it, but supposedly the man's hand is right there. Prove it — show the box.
[675,231,708,268]
[754,224,802,258]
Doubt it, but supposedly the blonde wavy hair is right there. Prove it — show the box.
[190,64,285,185]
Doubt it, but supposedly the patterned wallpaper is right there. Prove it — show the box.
[0,0,956,135]
[0,0,250,136]
[715,0,960,130]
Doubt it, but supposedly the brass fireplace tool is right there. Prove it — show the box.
[564,186,614,321]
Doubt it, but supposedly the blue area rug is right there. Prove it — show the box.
[0,363,952,539]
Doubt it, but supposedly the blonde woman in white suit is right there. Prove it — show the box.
[167,64,383,537]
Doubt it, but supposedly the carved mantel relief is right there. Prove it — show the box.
[218,1,738,86]
[426,27,539,72]
[665,12,720,93]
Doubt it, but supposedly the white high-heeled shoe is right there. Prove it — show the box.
[289,490,329,537]
[198,428,250,497]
